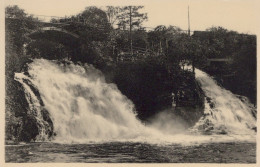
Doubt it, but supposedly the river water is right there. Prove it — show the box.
[5,142,256,163]
[7,59,256,163]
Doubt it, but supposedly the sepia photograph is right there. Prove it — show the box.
[1,0,258,165]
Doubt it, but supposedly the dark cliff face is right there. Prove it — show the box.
[173,75,205,127]
[6,72,54,142]
[112,61,205,123]
[173,71,204,107]
[6,78,28,141]
[113,61,175,120]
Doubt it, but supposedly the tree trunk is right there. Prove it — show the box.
[192,59,195,74]
[159,40,162,54]
[166,39,168,54]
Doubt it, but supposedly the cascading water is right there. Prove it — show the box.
[192,68,256,135]
[14,59,256,144]
[15,59,151,143]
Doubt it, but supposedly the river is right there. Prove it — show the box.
[5,142,256,163]
[6,59,256,163]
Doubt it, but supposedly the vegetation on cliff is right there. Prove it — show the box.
[5,5,256,142]
[193,27,256,104]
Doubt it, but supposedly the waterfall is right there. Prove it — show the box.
[15,59,150,143]
[192,68,256,135]
[14,59,256,143]
[15,73,52,141]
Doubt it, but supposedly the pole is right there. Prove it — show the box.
[188,5,194,73]
[188,5,191,37]
[129,6,133,56]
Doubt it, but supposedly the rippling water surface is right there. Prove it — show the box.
[5,142,256,163]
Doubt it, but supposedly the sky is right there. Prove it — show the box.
[3,0,260,34]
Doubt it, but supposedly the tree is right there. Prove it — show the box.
[81,7,110,29]
[5,5,40,53]
[51,6,112,42]
[194,26,240,59]
[187,38,205,73]
[165,26,182,53]
[117,6,148,54]
[167,33,189,67]
[132,29,148,49]
[147,25,183,55]
[153,25,167,54]
[105,6,122,27]
[5,5,27,18]
[76,7,111,41]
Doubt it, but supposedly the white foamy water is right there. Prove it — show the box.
[14,59,256,144]
[16,59,153,143]
[192,68,256,135]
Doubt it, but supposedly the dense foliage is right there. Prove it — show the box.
[193,27,256,104]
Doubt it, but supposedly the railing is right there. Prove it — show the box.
[34,27,80,38]
[31,15,63,22]
[116,46,158,62]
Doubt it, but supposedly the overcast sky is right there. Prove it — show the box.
[4,0,259,34]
